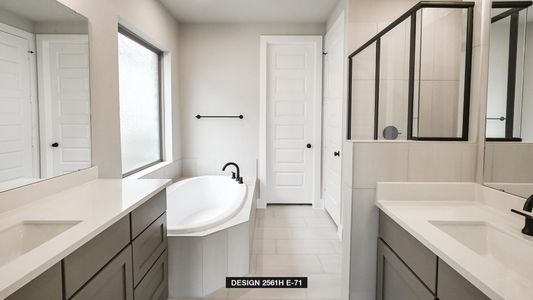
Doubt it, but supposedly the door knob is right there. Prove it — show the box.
[51,142,59,148]
[306,144,312,149]
[334,151,340,157]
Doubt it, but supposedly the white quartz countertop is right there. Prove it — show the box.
[377,195,533,300]
[0,178,171,299]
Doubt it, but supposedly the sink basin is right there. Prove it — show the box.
[0,220,81,267]
[430,220,533,279]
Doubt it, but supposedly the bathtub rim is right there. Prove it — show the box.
[167,176,257,237]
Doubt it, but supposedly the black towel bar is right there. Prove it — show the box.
[195,114,244,119]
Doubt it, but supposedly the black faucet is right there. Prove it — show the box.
[222,162,243,184]
[511,194,533,236]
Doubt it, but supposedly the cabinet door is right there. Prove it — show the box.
[438,260,490,300]
[6,263,62,300]
[377,239,435,300]
[70,245,133,300]
[64,215,130,298]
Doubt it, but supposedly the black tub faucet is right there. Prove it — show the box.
[222,162,243,184]
[511,194,533,236]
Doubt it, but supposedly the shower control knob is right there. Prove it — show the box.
[306,144,312,149]
[51,142,59,148]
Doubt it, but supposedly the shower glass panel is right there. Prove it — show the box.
[350,43,376,140]
[378,18,411,140]
[347,1,474,141]
[414,8,469,139]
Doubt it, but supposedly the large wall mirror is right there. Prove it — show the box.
[484,0,533,198]
[0,0,91,192]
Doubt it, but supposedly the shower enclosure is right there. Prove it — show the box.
[347,1,474,141]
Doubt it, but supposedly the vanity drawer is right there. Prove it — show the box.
[7,263,62,300]
[64,215,130,299]
[70,245,133,300]
[134,250,168,300]
[131,190,166,239]
[132,212,167,286]
[379,211,438,293]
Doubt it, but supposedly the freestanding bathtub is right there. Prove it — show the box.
[166,175,257,298]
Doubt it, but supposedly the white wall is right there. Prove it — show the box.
[178,23,325,178]
[55,0,182,179]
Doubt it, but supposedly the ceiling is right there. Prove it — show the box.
[0,0,85,23]
[159,0,340,23]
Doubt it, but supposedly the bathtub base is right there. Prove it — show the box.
[168,220,254,297]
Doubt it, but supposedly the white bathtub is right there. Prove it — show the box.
[166,175,247,234]
[166,175,257,298]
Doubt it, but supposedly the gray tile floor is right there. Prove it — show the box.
[169,205,342,300]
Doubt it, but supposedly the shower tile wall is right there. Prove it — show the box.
[347,141,477,300]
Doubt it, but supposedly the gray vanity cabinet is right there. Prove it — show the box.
[378,211,489,300]
[70,246,134,300]
[377,239,435,300]
[6,263,62,300]
[6,189,169,300]
[438,260,490,300]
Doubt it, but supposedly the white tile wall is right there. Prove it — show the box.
[168,237,203,297]
[168,221,254,298]
[348,188,379,300]
[352,141,477,188]
[203,231,228,295]
[228,223,250,276]
[484,142,533,183]
[352,142,409,188]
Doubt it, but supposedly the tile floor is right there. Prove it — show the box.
[169,205,342,300]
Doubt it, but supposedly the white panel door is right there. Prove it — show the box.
[0,29,34,182]
[37,35,91,177]
[323,13,345,226]
[263,36,322,204]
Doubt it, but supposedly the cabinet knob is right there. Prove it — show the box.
[51,142,59,148]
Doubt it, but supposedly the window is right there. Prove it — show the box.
[118,27,163,176]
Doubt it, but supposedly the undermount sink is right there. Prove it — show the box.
[430,220,533,279]
[0,220,81,267]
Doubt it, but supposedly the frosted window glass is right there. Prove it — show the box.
[118,32,161,175]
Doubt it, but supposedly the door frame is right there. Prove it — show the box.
[322,11,346,234]
[258,35,323,208]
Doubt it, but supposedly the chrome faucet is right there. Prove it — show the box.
[511,194,533,236]
[222,162,243,184]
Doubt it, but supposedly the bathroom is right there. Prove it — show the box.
[0,0,532,299]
